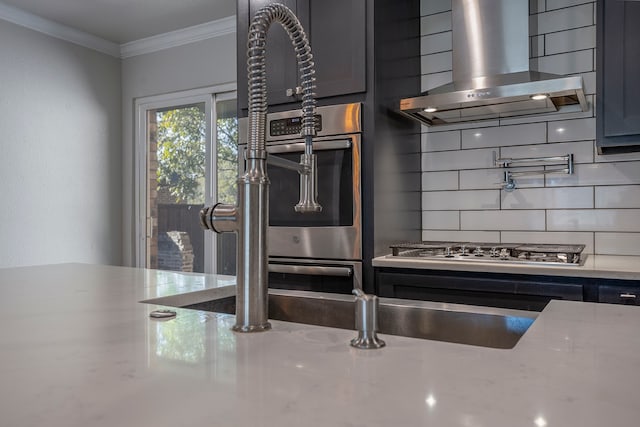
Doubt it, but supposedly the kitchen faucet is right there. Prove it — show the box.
[200,3,320,332]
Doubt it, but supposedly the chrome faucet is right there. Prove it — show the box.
[199,3,320,332]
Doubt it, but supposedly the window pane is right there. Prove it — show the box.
[215,98,238,275]
[216,99,238,205]
[147,103,206,273]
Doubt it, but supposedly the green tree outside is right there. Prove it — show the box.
[156,104,238,204]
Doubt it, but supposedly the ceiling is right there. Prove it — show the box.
[0,0,236,43]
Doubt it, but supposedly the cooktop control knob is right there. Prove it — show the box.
[473,246,484,257]
[499,248,510,259]
[444,247,454,258]
[459,245,469,256]
[489,247,499,257]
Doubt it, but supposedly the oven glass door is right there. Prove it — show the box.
[267,139,354,227]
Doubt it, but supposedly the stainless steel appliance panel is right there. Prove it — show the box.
[238,103,362,261]
[268,258,362,292]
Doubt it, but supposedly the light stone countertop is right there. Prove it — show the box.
[373,254,640,281]
[1,263,639,426]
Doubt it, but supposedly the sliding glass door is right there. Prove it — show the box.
[136,89,237,274]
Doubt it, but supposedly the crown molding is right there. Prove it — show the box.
[0,2,236,59]
[120,15,236,59]
[0,1,120,57]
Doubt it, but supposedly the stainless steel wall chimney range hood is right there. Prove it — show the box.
[400,0,588,126]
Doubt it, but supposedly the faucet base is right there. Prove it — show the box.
[232,322,272,333]
[350,332,386,349]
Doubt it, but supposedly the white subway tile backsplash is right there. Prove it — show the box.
[530,3,593,35]
[595,233,640,255]
[422,171,459,191]
[547,209,640,232]
[420,0,451,16]
[421,130,461,152]
[421,71,453,92]
[421,120,502,133]
[545,26,596,55]
[530,0,545,14]
[498,95,594,125]
[531,49,593,75]
[422,210,460,229]
[421,32,452,55]
[595,185,640,208]
[548,118,596,142]
[462,210,546,231]
[501,140,594,164]
[416,0,639,257]
[423,190,500,210]
[421,51,452,74]
[460,167,545,190]
[501,231,595,254]
[422,230,501,243]
[581,72,596,95]
[462,123,546,149]
[531,35,545,58]
[546,0,594,12]
[501,187,593,209]
[547,162,640,186]
[421,12,452,36]
[422,148,496,171]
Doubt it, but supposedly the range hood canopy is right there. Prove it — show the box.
[400,0,588,126]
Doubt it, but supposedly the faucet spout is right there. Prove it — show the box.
[200,3,320,332]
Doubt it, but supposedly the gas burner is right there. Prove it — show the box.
[390,242,586,266]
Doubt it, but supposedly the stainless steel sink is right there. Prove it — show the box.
[152,289,536,349]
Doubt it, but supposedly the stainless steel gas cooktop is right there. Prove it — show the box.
[389,242,586,266]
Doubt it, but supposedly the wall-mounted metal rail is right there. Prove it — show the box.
[493,152,574,191]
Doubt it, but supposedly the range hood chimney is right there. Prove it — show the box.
[400,0,588,126]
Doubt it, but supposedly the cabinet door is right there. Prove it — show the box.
[596,0,640,153]
[309,0,366,98]
[599,285,640,306]
[238,0,309,112]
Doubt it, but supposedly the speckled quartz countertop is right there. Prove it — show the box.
[373,254,640,280]
[1,263,639,427]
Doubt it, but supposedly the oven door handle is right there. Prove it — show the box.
[266,139,352,154]
[268,263,353,277]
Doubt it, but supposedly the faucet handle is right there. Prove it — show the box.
[350,290,386,349]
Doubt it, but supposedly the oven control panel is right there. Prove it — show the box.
[269,115,322,136]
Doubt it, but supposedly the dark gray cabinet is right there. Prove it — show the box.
[309,0,366,99]
[237,0,366,113]
[237,0,308,112]
[598,283,640,306]
[596,0,640,153]
[375,268,587,312]
[375,267,640,311]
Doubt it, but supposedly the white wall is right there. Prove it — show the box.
[0,20,122,268]
[121,33,236,266]
[419,0,640,256]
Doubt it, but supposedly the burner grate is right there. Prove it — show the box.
[389,241,585,265]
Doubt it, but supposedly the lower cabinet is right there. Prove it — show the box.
[375,268,640,311]
[598,282,640,306]
[375,268,589,311]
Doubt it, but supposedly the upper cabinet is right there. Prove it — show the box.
[237,0,366,114]
[596,0,640,153]
[308,0,366,100]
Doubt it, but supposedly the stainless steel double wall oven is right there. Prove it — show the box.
[239,103,362,293]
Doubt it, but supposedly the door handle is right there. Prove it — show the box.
[268,263,353,277]
[266,139,351,154]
